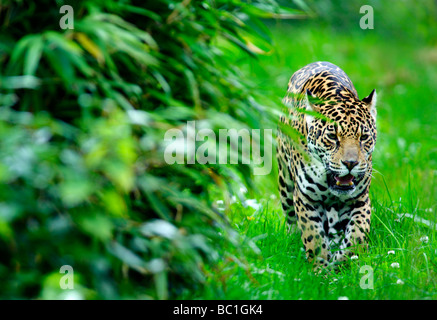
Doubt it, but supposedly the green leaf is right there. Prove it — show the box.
[107,242,147,273]
[23,36,44,75]
[0,75,41,89]
[9,34,35,70]
[76,212,114,242]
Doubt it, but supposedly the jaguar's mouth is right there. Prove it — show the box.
[328,173,356,192]
[335,174,355,187]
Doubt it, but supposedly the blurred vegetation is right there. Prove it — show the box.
[0,0,305,299]
[301,0,437,42]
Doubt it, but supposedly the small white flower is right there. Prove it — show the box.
[387,250,395,255]
[244,199,261,210]
[396,279,404,285]
[390,262,400,268]
[338,296,349,300]
[350,255,359,260]
[420,236,429,243]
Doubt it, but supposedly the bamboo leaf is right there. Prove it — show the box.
[23,36,44,75]
[75,32,104,64]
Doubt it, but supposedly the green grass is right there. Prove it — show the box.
[183,22,437,300]
[197,196,437,300]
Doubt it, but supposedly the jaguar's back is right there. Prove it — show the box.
[286,61,358,98]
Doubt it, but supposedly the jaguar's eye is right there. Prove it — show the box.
[327,133,337,140]
[360,134,370,141]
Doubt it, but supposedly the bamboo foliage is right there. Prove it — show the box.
[0,0,305,298]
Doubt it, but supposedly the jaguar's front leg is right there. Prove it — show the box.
[294,188,331,268]
[333,197,371,263]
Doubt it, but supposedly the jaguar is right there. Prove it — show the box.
[277,61,377,267]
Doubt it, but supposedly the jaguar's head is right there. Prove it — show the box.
[304,89,377,196]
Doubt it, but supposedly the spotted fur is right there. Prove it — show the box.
[277,61,377,267]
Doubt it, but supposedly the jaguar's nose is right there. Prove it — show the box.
[342,160,359,171]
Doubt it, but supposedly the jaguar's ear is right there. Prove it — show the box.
[362,89,377,122]
[304,89,320,128]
